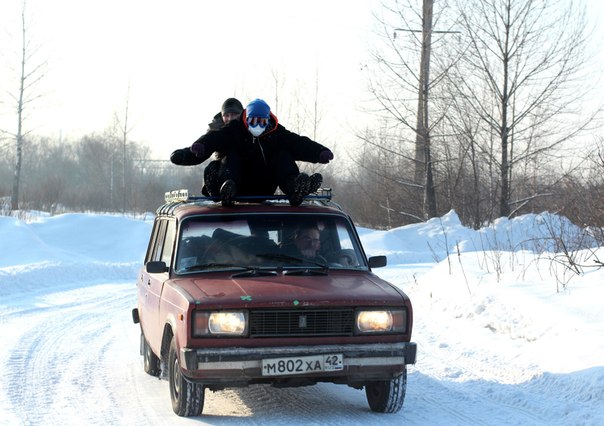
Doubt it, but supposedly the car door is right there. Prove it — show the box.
[141,218,175,352]
[139,219,161,336]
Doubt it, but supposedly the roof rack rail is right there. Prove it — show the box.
[157,188,339,215]
[163,188,333,204]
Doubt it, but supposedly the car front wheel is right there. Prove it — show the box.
[365,367,407,413]
[168,336,204,417]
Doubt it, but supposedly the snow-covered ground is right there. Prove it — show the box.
[1,210,603,425]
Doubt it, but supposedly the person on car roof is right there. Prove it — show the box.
[170,98,244,197]
[189,98,334,206]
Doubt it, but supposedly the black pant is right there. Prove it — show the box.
[203,150,300,197]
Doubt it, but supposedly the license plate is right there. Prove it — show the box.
[262,354,343,376]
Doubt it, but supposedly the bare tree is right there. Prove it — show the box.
[7,1,48,210]
[23,136,77,213]
[270,67,286,116]
[311,67,322,141]
[113,82,135,212]
[348,122,422,226]
[447,0,598,218]
[268,65,330,178]
[303,68,327,175]
[364,0,458,220]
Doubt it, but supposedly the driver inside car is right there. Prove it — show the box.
[282,223,327,263]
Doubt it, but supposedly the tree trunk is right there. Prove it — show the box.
[499,4,511,218]
[416,0,437,218]
[11,138,23,210]
[11,6,28,211]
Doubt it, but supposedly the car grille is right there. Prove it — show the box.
[249,309,355,337]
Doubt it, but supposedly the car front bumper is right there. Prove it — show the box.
[180,342,416,385]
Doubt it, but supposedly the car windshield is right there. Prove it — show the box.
[174,213,368,274]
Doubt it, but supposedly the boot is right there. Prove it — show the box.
[220,179,237,207]
[286,173,310,206]
[203,160,221,197]
[307,173,323,194]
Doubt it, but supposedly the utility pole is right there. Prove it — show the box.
[395,0,457,220]
[417,0,437,219]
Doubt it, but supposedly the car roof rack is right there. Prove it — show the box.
[158,188,341,215]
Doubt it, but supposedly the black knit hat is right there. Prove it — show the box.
[221,98,244,115]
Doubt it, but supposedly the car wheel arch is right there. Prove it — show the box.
[161,323,175,362]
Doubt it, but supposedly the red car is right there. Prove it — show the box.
[132,190,416,417]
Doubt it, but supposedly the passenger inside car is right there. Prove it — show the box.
[176,235,213,271]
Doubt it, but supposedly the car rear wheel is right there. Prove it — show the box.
[365,367,407,413]
[141,333,160,377]
[168,336,204,417]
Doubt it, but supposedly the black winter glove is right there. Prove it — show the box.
[191,142,205,158]
[319,149,334,164]
[170,149,185,165]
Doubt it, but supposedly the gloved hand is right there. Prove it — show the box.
[191,143,205,158]
[319,150,334,164]
[170,149,184,165]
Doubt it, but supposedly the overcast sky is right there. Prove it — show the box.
[1,0,602,160]
[0,0,381,159]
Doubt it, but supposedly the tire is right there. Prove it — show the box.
[168,336,204,417]
[365,367,407,413]
[141,333,160,377]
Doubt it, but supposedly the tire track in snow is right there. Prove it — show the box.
[208,383,372,425]
[3,283,142,425]
[4,274,593,425]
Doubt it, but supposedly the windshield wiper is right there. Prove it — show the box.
[256,252,303,263]
[283,268,328,276]
[231,269,278,278]
[181,262,248,272]
[181,262,278,278]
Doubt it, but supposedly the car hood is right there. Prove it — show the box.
[170,271,405,308]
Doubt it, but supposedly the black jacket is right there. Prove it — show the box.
[190,111,329,166]
[170,113,224,166]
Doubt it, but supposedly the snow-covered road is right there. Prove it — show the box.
[1,275,596,426]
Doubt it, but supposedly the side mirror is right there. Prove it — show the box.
[368,255,387,269]
[146,261,168,274]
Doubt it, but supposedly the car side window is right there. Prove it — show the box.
[161,220,176,266]
[144,220,160,263]
[151,220,167,262]
[336,222,354,250]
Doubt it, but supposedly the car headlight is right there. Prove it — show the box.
[355,309,406,334]
[192,311,248,337]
